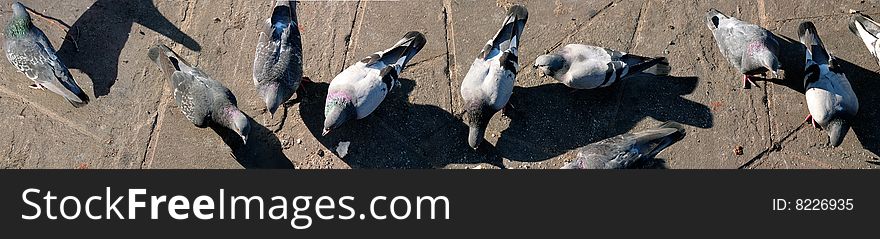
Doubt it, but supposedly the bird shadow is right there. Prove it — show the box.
[634,158,669,169]
[298,79,505,169]
[57,0,201,97]
[496,75,712,163]
[772,34,808,93]
[211,117,294,169]
[835,59,880,159]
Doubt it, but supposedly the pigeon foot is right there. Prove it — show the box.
[803,114,818,128]
[28,84,44,90]
[742,75,758,89]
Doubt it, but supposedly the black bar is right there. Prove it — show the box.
[0,170,876,237]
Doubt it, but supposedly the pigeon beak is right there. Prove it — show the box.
[322,128,331,136]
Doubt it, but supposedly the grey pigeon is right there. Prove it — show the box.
[461,5,528,149]
[561,121,685,169]
[4,2,88,107]
[322,31,426,136]
[705,8,781,88]
[849,12,880,66]
[148,44,251,144]
[534,44,670,89]
[253,0,303,116]
[799,22,858,147]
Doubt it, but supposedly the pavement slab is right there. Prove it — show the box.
[0,0,877,169]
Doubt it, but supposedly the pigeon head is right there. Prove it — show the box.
[257,82,283,117]
[463,101,494,149]
[7,2,32,37]
[534,54,565,78]
[220,106,251,144]
[705,8,726,31]
[825,118,850,147]
[11,2,28,19]
[322,92,356,136]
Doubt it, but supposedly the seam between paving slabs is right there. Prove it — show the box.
[340,0,363,72]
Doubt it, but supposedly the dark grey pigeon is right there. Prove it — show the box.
[534,44,670,89]
[5,2,88,107]
[148,44,251,144]
[253,0,303,116]
[799,22,858,147]
[705,8,781,88]
[460,5,528,149]
[322,31,426,136]
[849,12,880,66]
[561,122,685,169]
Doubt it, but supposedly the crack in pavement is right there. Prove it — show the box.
[0,85,108,141]
[405,53,448,69]
[140,71,174,169]
[738,122,806,169]
[442,0,457,113]
[340,0,363,72]
[626,0,649,52]
[773,11,880,24]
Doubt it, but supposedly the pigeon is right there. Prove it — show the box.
[848,12,880,66]
[799,21,858,147]
[561,121,685,169]
[461,5,528,149]
[253,0,303,116]
[534,44,670,89]
[4,2,88,107]
[322,31,426,136]
[705,8,781,88]
[148,44,251,144]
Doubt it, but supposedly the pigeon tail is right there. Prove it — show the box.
[623,55,671,77]
[481,5,528,59]
[849,13,880,40]
[65,86,90,108]
[631,121,686,159]
[798,21,831,65]
[372,31,427,71]
[270,1,293,40]
[148,45,194,76]
[394,31,427,70]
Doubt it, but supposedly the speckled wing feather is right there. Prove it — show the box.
[252,0,302,114]
[562,122,685,169]
[171,71,211,127]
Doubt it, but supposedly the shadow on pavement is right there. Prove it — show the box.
[836,59,880,160]
[57,0,201,97]
[774,34,808,93]
[496,75,713,163]
[212,117,294,169]
[299,79,505,169]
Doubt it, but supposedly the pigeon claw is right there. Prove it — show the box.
[742,75,758,89]
[28,84,44,90]
[803,114,818,128]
